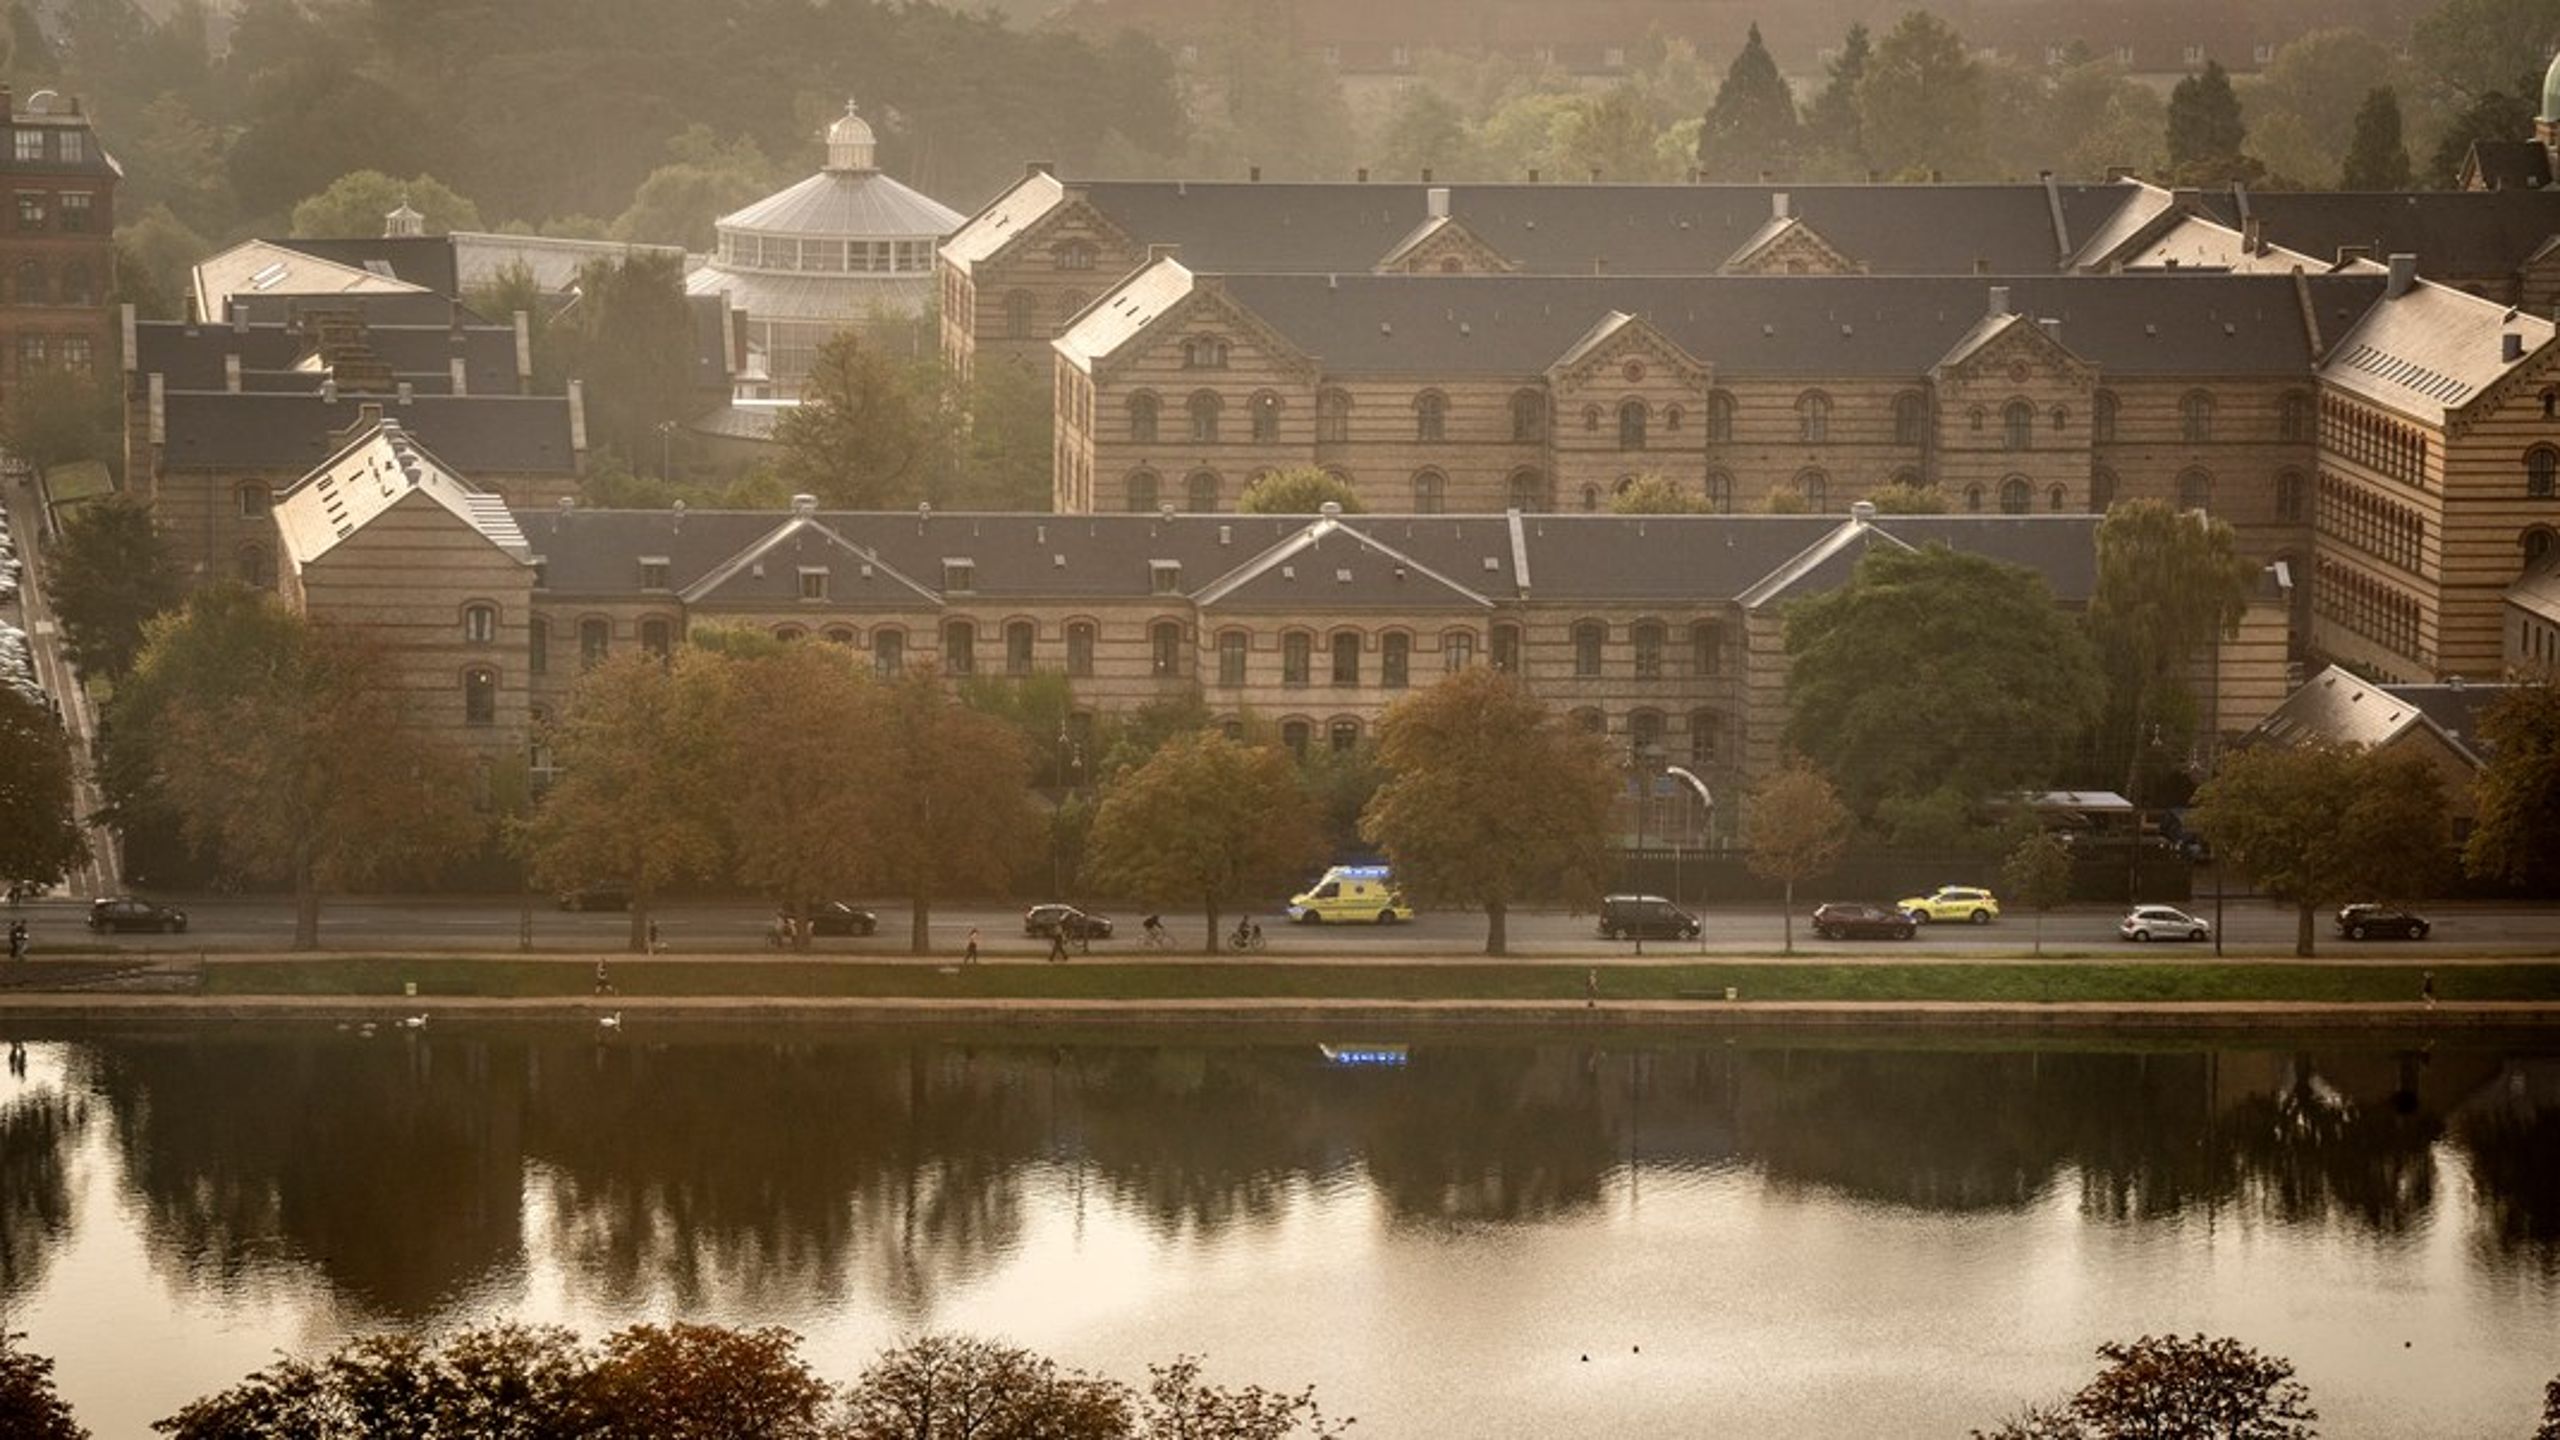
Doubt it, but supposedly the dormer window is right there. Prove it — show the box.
[799,567,829,601]
[943,559,975,592]
[639,556,670,590]
[1150,560,1182,595]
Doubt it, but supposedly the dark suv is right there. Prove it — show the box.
[1598,894,1700,941]
[2336,905,2430,941]
[88,897,188,934]
[1811,902,1917,941]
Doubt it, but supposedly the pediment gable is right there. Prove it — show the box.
[1378,217,1519,275]
[1545,311,1712,396]
[1932,311,2095,388]
[986,188,1141,275]
[1195,518,1493,612]
[1102,280,1318,386]
[1722,217,1861,276]
[682,517,942,609]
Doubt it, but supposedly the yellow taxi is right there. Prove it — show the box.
[1287,866,1414,925]
[1896,886,2001,925]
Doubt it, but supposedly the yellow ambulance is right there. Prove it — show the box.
[1286,865,1414,925]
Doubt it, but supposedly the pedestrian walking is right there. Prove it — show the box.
[593,957,613,995]
[1047,927,1069,964]
[964,927,981,965]
[2422,970,2436,1009]
[8,920,26,962]
[1585,966,1598,1009]
[647,919,663,955]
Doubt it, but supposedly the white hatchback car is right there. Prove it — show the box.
[2120,905,2210,943]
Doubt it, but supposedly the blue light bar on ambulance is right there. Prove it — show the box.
[1319,1044,1409,1067]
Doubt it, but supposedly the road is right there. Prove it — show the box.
[11,895,2560,958]
[3,469,118,899]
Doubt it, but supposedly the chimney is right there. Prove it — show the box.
[2386,253,2417,298]
[1757,169,1773,183]
[120,303,138,369]
[792,493,818,516]
[2503,332,2526,362]
[1772,191,1790,220]
[1427,185,1450,219]
[1420,167,1434,184]
[1147,242,1181,263]
[1973,257,1992,276]
[321,378,338,403]
[231,302,249,335]
[567,379,588,454]
[2170,186,2202,211]
[2039,317,2063,346]
[2104,165,2135,182]
[1988,286,2012,317]
[223,353,241,392]
[2337,244,2373,266]
[1589,165,1603,183]
[1248,165,1262,182]
[1026,160,1054,176]
[1356,167,1368,183]
[513,310,533,393]
[147,373,165,447]
[450,355,468,395]
[397,380,414,405]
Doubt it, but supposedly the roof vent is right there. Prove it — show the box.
[1335,568,1353,583]
[2503,332,2526,362]
[1219,524,1233,545]
[1851,500,1877,522]
[793,493,818,517]
[1987,286,2011,317]
[1427,186,1450,219]
[1319,500,1343,517]
[1772,191,1790,220]
[1160,502,1177,520]
[2386,253,2417,299]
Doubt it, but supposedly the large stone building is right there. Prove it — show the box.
[0,86,116,401]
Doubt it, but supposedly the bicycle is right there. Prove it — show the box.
[1225,920,1266,953]
[1141,919,1176,951]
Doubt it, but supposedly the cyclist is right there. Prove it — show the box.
[1142,913,1167,947]
[1228,915,1264,952]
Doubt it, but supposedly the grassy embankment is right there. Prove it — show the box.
[196,958,2560,1005]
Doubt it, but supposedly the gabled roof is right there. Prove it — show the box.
[272,419,532,569]
[1191,515,1494,610]
[2317,277,2555,420]
[1054,257,1197,374]
[2198,189,2560,278]
[2104,214,2325,274]
[132,317,521,395]
[452,231,686,294]
[272,236,464,300]
[938,170,1069,273]
[193,240,428,321]
[159,392,580,475]
[1736,515,1916,609]
[2460,140,2552,193]
[2249,663,2500,767]
[681,515,941,608]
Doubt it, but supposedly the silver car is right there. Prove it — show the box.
[2120,905,2210,943]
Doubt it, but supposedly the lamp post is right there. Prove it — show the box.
[1664,765,1715,952]
[656,420,676,481]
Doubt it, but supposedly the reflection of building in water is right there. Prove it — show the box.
[685,100,963,396]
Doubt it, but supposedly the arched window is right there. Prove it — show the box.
[579,618,610,665]
[1415,390,1447,442]
[2276,469,2307,522]
[1618,399,1648,450]
[1215,629,1248,686]
[1707,390,1735,442]
[1003,290,1034,339]
[1382,632,1411,688]
[1250,391,1281,443]
[2093,389,2118,444]
[1631,621,1665,678]
[773,625,807,643]
[1893,391,1928,446]
[1186,470,1220,512]
[1328,718,1361,753]
[1183,336,1230,369]
[1794,468,1829,511]
[2178,468,2213,512]
[1316,388,1351,443]
[1628,708,1665,758]
[2525,527,2557,568]
[1508,469,1546,512]
[1066,621,1096,677]
[1583,404,1602,433]
[463,602,497,644]
[2544,389,2558,421]
[1999,476,2031,513]
[2050,405,2069,434]
[2529,446,2559,498]
[1690,620,1724,676]
[2090,468,2117,513]
[1663,404,1684,433]
[1006,619,1036,676]
[1412,469,1446,513]
[2278,390,2311,442]
[1579,483,1602,512]
[1964,484,1985,512]
[944,620,976,676]
[2002,399,2033,451]
[1282,631,1312,686]
[2047,483,2068,512]
[1797,391,1831,443]
[1511,388,1546,442]
[1053,241,1096,271]
[1442,629,1477,673]
[464,667,497,726]
[1127,392,1159,443]
[1330,631,1361,686]
[1689,709,1725,767]
[1572,620,1606,677]
[873,626,905,675]
[1967,406,1985,432]
[824,626,856,645]
[1151,620,1184,677]
[1705,470,1734,514]
[1281,720,1311,757]
[2181,390,2215,444]
[1188,390,1221,443]
[1126,470,1161,512]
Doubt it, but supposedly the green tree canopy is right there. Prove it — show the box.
[0,690,84,890]
[1088,731,1324,952]
[773,332,937,509]
[1237,467,1365,515]
[1802,21,1872,174]
[610,127,778,250]
[41,498,183,681]
[2248,31,2406,186]
[1361,667,1615,954]
[545,252,699,470]
[288,169,481,237]
[1697,24,1800,178]
[2000,831,2074,956]
[1859,480,1949,514]
[707,643,885,947]
[1784,545,2104,830]
[1608,472,1705,514]
[1377,86,1478,180]
[0,1331,85,1440]
[2463,677,2560,892]
[2191,741,2451,956]
[2341,86,2415,189]
[2087,500,2259,810]
[2430,84,2539,186]
[1858,11,1985,178]
[1743,761,1850,953]
[2165,61,2257,183]
[1,367,120,476]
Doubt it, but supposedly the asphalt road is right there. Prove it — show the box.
[12,895,2560,958]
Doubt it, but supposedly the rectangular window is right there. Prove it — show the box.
[58,193,88,233]
[799,568,829,601]
[59,132,83,164]
[13,132,40,163]
[1007,623,1035,676]
[639,558,670,590]
[579,619,609,665]
[14,192,40,230]
[1692,622,1724,677]
[1151,623,1183,677]
[1382,633,1409,688]
[58,335,89,373]
[641,619,672,659]
[1574,624,1604,678]
[15,335,43,369]
[1444,632,1475,673]
[465,606,495,644]
[1151,561,1181,594]
[1331,633,1360,687]
[529,622,549,675]
[1633,626,1663,678]
[1282,633,1311,687]
[874,628,904,674]
[1492,624,1522,673]
[944,623,975,676]
[1066,623,1094,677]
[943,560,975,592]
[1217,632,1246,687]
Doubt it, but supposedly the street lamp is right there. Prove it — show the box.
[655,420,677,481]
[1664,765,1715,952]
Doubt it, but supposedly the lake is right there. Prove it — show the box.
[2,1022,2555,1436]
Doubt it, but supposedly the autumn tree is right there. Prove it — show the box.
[1608,472,1705,514]
[1088,731,1324,953]
[1974,1334,2317,1440]
[520,650,729,952]
[2463,677,2560,893]
[0,689,84,889]
[2537,1370,2560,1440]
[1859,480,1949,514]
[42,497,184,679]
[873,665,1038,952]
[118,589,477,949]
[1361,667,1615,955]
[2190,742,2451,956]
[2001,831,2074,956]
[1138,1356,1353,1440]
[1696,23,1799,178]
[0,1331,85,1440]
[2340,86,2412,189]
[1237,467,1364,515]
[579,1324,837,1439]
[842,1334,1130,1440]
[709,644,884,948]
[1743,761,1850,954]
[2088,500,2259,821]
[774,332,937,508]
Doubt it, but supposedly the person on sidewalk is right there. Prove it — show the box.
[8,920,27,962]
[2422,970,2436,1009]
[1047,927,1069,964]
[647,920,663,955]
[1585,967,1598,1009]
[594,957,614,995]
[964,927,981,965]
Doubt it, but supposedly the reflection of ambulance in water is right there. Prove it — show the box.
[1287,865,1415,925]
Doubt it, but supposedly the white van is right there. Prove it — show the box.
[1286,865,1414,925]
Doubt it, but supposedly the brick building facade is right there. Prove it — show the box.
[0,86,115,402]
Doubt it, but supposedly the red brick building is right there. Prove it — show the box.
[0,86,116,400]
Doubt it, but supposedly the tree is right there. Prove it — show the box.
[2462,677,2560,892]
[1559,84,1676,182]
[2165,62,2258,184]
[1697,23,1800,178]
[1,367,119,475]
[2430,84,2538,186]
[1859,480,1948,514]
[2341,86,2413,188]
[520,651,729,953]
[1237,467,1365,515]
[1608,472,1705,514]
[2001,831,2074,956]
[545,253,699,471]
[1377,85,1477,180]
[873,666,1037,952]
[41,497,183,680]
[1858,11,1985,178]
[709,644,883,949]
[1803,21,1872,174]
[773,332,936,509]
[0,689,84,889]
[2247,31,2405,187]
[580,1324,837,1440]
[1995,1334,2319,1440]
[611,126,776,250]
[1361,667,1615,955]
[0,1331,86,1440]
[288,168,481,237]
[2537,1370,2560,1440]
[844,1335,1129,1440]
[1744,761,1850,953]
[2190,742,2452,956]
[1784,546,2104,830]
[1088,731,1323,954]
[119,590,478,949]
[1138,1356,1352,1440]
[2087,501,2258,834]
[2412,0,2560,107]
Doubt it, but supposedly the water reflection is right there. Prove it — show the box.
[34,1028,2560,1323]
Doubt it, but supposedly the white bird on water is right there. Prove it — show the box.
[399,1015,427,1029]
[597,1012,622,1030]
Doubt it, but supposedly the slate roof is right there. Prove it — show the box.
[131,319,520,394]
[2461,141,2552,193]
[2198,190,2560,277]
[160,392,580,475]
[2317,277,2554,418]
[274,420,533,568]
[452,231,686,294]
[216,290,489,329]
[275,237,463,300]
[1169,272,2388,379]
[2249,663,2504,766]
[940,170,1068,272]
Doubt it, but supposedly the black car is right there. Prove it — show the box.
[1023,904,1113,940]
[557,884,632,912]
[2336,904,2430,941]
[793,901,879,937]
[88,897,188,934]
[1597,894,1700,941]
[1811,902,1918,941]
